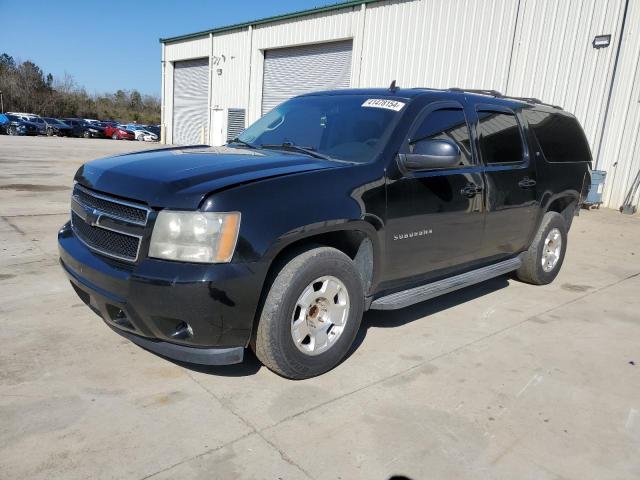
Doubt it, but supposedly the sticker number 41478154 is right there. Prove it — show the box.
[362,98,406,111]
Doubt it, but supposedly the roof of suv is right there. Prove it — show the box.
[302,87,563,110]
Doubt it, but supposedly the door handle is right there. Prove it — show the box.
[518,177,537,189]
[460,183,483,198]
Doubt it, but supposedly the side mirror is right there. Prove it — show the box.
[401,138,462,171]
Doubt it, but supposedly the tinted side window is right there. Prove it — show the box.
[410,107,472,165]
[477,110,524,164]
[524,110,592,163]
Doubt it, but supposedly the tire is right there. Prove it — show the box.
[83,130,90,139]
[112,133,118,140]
[516,211,567,285]
[8,126,16,136]
[254,247,364,379]
[46,127,53,137]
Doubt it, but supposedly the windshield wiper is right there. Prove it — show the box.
[260,143,331,160]
[228,137,256,149]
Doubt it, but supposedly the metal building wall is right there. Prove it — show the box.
[358,0,519,91]
[209,28,251,144]
[597,0,640,209]
[165,36,210,61]
[506,0,627,155]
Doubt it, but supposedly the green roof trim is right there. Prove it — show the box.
[159,0,382,43]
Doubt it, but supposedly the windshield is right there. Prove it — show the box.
[236,95,405,163]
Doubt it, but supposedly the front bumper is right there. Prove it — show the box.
[58,221,266,365]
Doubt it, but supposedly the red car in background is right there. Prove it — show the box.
[104,124,135,140]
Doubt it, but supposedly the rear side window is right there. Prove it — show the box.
[524,110,592,163]
[410,107,473,165]
[477,110,524,164]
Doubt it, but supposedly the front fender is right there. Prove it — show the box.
[203,164,387,289]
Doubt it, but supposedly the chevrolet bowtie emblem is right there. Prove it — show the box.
[86,208,100,227]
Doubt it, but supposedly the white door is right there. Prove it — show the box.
[261,40,353,116]
[173,58,209,145]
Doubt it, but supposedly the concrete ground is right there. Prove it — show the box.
[1,135,639,480]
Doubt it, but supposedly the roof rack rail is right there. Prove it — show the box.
[448,88,504,97]
[447,88,563,110]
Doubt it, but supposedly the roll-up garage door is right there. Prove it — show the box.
[261,40,352,115]
[172,58,209,145]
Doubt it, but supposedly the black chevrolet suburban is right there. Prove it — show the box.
[58,87,592,379]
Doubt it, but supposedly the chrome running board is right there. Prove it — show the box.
[370,257,522,310]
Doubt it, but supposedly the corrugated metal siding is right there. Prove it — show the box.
[598,0,640,209]
[358,0,518,90]
[506,0,627,154]
[172,58,209,145]
[209,28,251,144]
[261,40,353,114]
[165,36,210,61]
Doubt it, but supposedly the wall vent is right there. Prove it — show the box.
[227,108,246,141]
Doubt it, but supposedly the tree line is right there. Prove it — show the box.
[0,53,160,124]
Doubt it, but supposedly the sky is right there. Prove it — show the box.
[0,0,343,97]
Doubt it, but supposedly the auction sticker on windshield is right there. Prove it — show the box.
[362,99,406,111]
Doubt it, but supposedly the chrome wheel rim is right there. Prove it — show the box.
[541,228,562,272]
[291,276,350,356]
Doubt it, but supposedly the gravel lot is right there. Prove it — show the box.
[1,135,639,480]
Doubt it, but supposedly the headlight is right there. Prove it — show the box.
[149,211,240,263]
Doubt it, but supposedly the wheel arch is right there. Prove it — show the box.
[248,221,382,345]
[542,190,580,230]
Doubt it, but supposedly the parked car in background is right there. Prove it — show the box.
[63,118,105,138]
[0,114,9,134]
[104,124,135,140]
[124,124,158,142]
[24,116,48,135]
[146,125,160,138]
[3,114,39,136]
[42,118,74,137]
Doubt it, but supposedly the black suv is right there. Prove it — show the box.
[58,88,591,379]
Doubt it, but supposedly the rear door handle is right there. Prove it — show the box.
[518,177,537,189]
[460,183,483,198]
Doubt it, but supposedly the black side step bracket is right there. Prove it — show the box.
[369,257,522,311]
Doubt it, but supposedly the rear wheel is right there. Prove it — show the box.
[46,127,54,136]
[83,130,91,139]
[111,133,118,140]
[8,126,16,136]
[254,247,364,379]
[516,211,567,285]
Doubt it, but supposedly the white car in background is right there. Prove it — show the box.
[124,124,159,142]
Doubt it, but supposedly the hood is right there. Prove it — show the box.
[75,145,342,209]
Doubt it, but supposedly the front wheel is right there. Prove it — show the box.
[254,247,364,379]
[516,211,567,285]
[83,130,91,139]
[111,133,118,140]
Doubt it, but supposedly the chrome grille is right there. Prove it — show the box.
[71,212,140,261]
[70,184,149,263]
[73,183,148,225]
